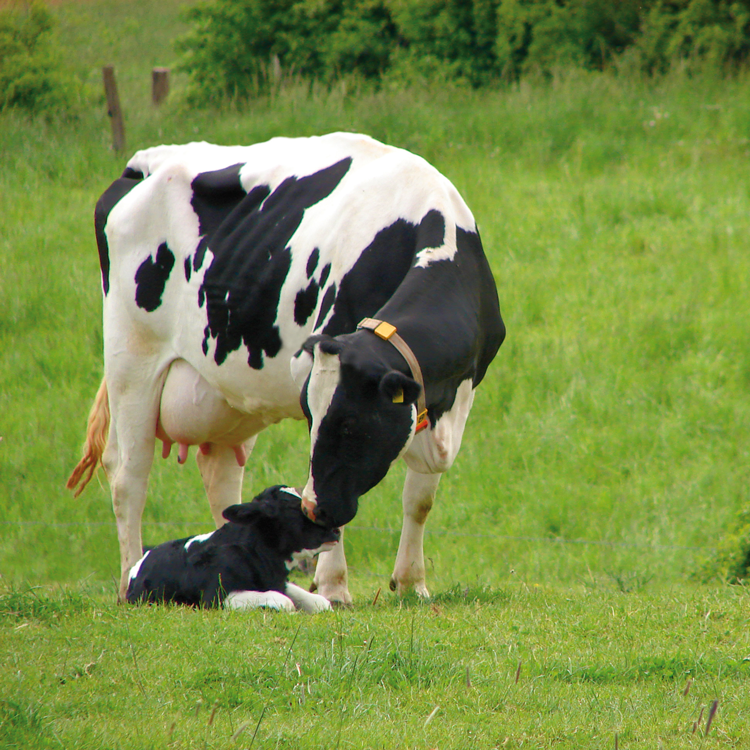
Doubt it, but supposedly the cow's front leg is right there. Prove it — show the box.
[390,469,441,597]
[196,437,257,527]
[311,527,352,606]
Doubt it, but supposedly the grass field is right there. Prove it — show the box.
[1,1,750,747]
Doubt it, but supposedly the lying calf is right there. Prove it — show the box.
[126,486,339,612]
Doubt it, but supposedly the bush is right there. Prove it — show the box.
[634,0,750,74]
[0,2,85,117]
[176,0,500,102]
[175,0,750,105]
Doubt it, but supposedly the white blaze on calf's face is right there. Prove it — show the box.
[301,345,342,510]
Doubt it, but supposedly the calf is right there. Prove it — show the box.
[126,486,338,612]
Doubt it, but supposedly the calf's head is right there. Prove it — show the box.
[292,335,422,528]
[222,486,339,564]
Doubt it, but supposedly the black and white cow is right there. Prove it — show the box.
[68,132,505,605]
[127,485,339,612]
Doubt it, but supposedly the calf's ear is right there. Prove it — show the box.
[379,371,421,406]
[222,504,262,525]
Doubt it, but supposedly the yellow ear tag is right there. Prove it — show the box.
[392,389,404,404]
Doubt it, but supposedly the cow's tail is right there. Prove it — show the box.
[66,377,110,497]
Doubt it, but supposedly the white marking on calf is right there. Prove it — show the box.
[286,541,338,571]
[184,531,214,551]
[284,583,332,613]
[224,590,296,612]
[128,550,150,581]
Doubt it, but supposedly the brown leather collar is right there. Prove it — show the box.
[357,317,429,433]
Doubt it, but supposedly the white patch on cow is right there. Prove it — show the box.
[281,486,302,499]
[300,344,341,510]
[224,590,295,612]
[128,550,150,581]
[184,531,214,551]
[404,379,475,475]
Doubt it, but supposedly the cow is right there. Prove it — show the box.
[126,485,339,612]
[67,132,505,605]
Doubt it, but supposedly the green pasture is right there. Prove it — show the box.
[1,1,750,746]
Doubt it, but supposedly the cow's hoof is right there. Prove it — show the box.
[315,586,353,607]
[390,577,430,599]
[330,599,354,610]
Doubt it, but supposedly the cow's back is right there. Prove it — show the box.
[96,133,485,416]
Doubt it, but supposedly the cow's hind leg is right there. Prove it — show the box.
[390,469,441,597]
[104,377,162,602]
[196,438,257,527]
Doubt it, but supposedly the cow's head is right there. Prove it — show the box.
[291,334,422,527]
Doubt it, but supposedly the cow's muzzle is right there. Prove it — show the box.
[301,495,323,525]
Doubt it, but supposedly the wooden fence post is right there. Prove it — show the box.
[152,67,170,106]
[102,65,126,154]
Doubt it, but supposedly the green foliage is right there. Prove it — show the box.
[0,2,85,116]
[635,0,750,73]
[496,0,644,78]
[177,0,750,102]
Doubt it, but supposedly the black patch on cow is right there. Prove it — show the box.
[315,283,337,329]
[319,263,331,288]
[94,168,144,295]
[191,169,270,275]
[198,158,352,368]
[294,280,319,326]
[191,164,247,236]
[320,212,440,337]
[369,223,505,424]
[135,243,175,312]
[416,209,446,251]
[184,257,192,282]
[306,248,319,279]
[193,237,209,273]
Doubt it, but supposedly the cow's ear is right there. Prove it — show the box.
[317,337,344,357]
[379,371,421,406]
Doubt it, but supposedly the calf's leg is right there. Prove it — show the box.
[224,590,295,611]
[284,582,332,613]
